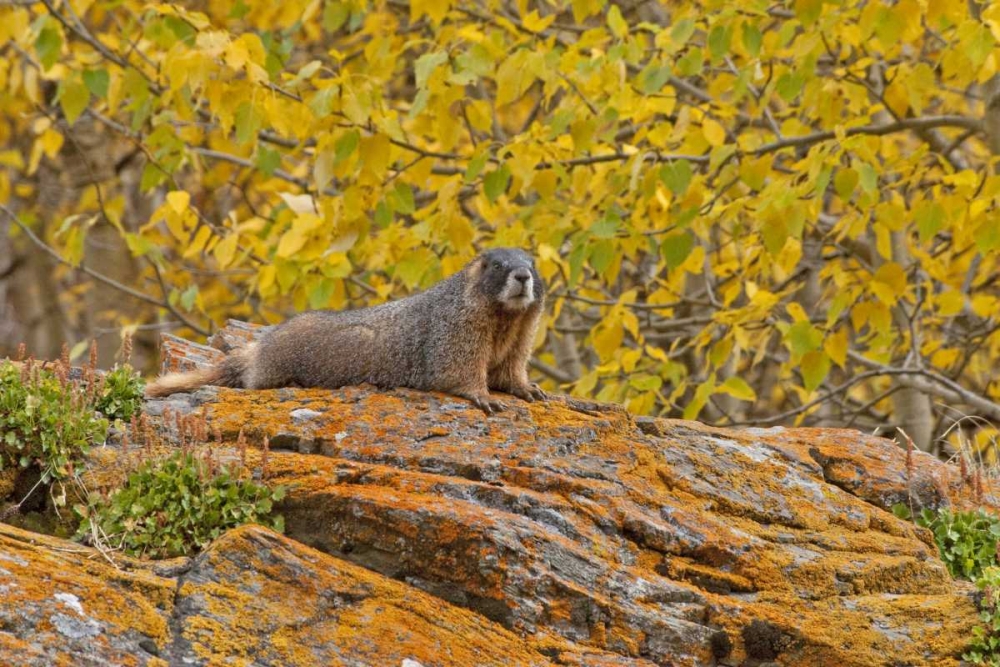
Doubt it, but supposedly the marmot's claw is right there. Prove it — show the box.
[471,395,506,414]
[509,386,534,402]
[511,384,545,403]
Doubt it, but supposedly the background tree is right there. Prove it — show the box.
[3,0,1000,456]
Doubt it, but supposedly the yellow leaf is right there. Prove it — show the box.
[40,128,63,158]
[824,328,848,368]
[63,227,85,267]
[800,351,830,391]
[936,290,965,317]
[69,340,90,362]
[328,230,359,253]
[465,100,493,133]
[0,150,24,168]
[165,213,188,243]
[607,5,628,39]
[167,191,190,214]
[154,4,210,29]
[360,134,391,181]
[411,0,452,24]
[684,376,715,420]
[276,213,322,258]
[870,262,907,304]
[972,294,997,318]
[931,348,960,369]
[593,321,624,362]
[257,265,277,295]
[495,50,535,107]
[786,302,808,322]
[627,392,657,416]
[621,348,642,373]
[702,117,727,146]
[573,369,599,397]
[214,233,239,269]
[622,310,640,339]
[342,83,371,124]
[709,337,732,366]
[719,376,756,402]
[522,10,555,33]
[279,192,317,214]
[183,226,212,259]
[226,33,266,70]
[645,345,669,363]
[314,148,335,192]
[224,39,250,71]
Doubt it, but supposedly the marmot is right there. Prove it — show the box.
[146,248,547,413]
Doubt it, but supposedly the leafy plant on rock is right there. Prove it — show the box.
[76,450,285,559]
[893,504,1000,580]
[966,567,1000,666]
[94,363,145,423]
[0,360,107,484]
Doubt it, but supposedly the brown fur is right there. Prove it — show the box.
[145,249,546,413]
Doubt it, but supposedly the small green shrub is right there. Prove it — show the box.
[95,363,144,422]
[966,567,1000,666]
[76,450,285,558]
[893,504,1000,580]
[0,361,108,483]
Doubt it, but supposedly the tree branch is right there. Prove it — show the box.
[529,358,575,385]
[848,351,1000,422]
[1,204,210,336]
[753,116,981,156]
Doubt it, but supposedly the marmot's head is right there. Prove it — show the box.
[474,248,544,311]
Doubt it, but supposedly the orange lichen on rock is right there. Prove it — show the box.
[0,523,173,666]
[0,514,642,666]
[171,524,635,666]
[183,363,981,666]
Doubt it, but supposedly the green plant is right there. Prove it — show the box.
[893,504,1000,580]
[965,567,1000,666]
[94,363,144,422]
[0,360,108,483]
[76,450,285,558]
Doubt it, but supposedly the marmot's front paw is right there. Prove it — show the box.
[511,383,547,402]
[464,393,507,414]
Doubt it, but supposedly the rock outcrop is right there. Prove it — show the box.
[0,522,630,666]
[0,322,987,666]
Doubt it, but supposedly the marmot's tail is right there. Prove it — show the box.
[145,347,251,398]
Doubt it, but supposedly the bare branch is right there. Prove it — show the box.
[752,116,981,156]
[1,204,210,336]
[848,351,1000,423]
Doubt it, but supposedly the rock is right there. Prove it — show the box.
[157,333,223,374]
[5,322,986,666]
[203,388,977,666]
[0,468,16,500]
[0,522,634,666]
[290,407,324,424]
[0,523,174,666]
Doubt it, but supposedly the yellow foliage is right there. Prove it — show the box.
[3,0,1000,434]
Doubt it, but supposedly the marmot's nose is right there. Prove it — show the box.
[512,268,531,283]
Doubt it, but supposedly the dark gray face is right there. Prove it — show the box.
[478,248,543,310]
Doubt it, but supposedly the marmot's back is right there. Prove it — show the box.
[146,248,547,414]
[247,289,443,390]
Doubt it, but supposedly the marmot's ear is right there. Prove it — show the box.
[532,266,546,301]
[467,255,485,280]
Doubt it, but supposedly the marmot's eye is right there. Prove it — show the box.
[492,260,502,270]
